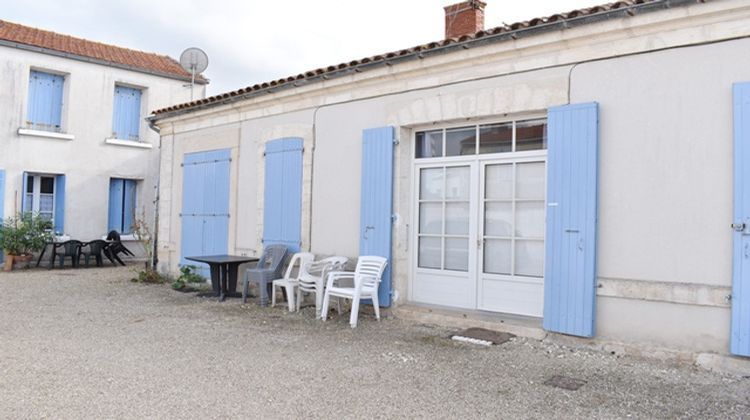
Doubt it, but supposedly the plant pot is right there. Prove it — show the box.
[3,254,13,272]
[12,254,33,270]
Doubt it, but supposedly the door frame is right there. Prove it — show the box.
[407,117,548,314]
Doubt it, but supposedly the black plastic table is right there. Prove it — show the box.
[184,255,259,302]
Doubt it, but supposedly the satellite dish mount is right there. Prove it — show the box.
[179,47,209,101]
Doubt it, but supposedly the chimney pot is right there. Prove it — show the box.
[444,0,486,39]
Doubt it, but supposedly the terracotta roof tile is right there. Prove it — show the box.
[0,19,206,83]
[152,0,678,116]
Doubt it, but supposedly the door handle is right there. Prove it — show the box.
[363,225,374,240]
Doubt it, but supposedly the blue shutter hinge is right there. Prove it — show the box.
[391,214,398,223]
[393,138,399,145]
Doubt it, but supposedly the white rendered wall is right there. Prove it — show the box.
[0,45,204,246]
[570,38,750,352]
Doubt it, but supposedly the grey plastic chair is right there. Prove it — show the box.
[242,244,288,305]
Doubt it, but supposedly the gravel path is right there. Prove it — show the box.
[0,266,748,419]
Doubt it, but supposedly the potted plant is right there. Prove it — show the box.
[0,212,53,271]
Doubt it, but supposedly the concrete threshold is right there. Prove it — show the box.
[394,303,547,340]
[394,302,750,376]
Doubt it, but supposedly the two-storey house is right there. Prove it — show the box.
[0,20,207,263]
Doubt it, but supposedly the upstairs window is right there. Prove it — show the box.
[108,178,137,234]
[26,70,64,132]
[112,85,142,141]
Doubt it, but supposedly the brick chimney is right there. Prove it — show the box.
[444,0,486,39]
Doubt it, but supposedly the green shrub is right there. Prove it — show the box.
[131,269,169,284]
[0,212,53,255]
[171,265,206,290]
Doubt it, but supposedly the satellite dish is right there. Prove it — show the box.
[179,47,208,100]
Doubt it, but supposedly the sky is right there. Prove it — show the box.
[2,0,605,96]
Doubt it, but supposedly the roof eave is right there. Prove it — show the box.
[0,39,209,84]
[149,0,694,121]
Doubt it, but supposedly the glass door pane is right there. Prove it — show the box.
[419,168,443,199]
[484,238,511,274]
[419,203,442,234]
[516,162,545,199]
[418,237,441,269]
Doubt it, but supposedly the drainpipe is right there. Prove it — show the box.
[147,117,161,271]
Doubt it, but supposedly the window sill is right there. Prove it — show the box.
[18,128,74,141]
[104,138,153,149]
[100,234,143,241]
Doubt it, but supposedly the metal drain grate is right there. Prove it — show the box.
[544,375,587,391]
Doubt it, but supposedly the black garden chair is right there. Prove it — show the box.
[78,239,114,267]
[105,230,134,266]
[52,240,83,269]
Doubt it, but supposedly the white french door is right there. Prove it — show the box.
[412,161,478,309]
[478,158,546,316]
[411,155,546,316]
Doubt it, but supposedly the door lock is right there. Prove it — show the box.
[731,222,746,232]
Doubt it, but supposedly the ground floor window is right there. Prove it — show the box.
[412,117,547,316]
[24,174,55,222]
[108,178,137,234]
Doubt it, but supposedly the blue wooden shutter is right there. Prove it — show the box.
[108,179,124,232]
[263,138,303,252]
[27,71,64,131]
[732,82,750,357]
[543,102,599,337]
[180,149,231,277]
[54,175,65,234]
[109,179,137,233]
[123,180,137,234]
[21,172,29,212]
[201,150,231,256]
[112,86,142,140]
[360,126,395,307]
[0,169,5,265]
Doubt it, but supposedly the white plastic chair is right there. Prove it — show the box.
[271,252,314,312]
[320,256,388,328]
[296,256,348,317]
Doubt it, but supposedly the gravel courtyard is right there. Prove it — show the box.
[0,266,748,419]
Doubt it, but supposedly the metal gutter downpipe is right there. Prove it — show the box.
[147,119,161,271]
